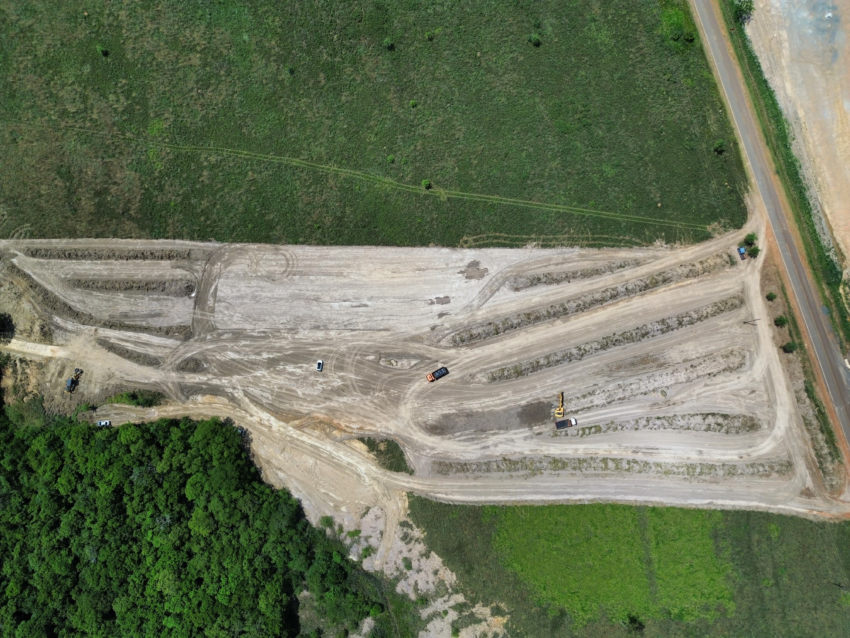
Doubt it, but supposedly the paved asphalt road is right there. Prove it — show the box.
[691,0,850,440]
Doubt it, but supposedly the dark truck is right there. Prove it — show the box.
[555,418,578,430]
[426,366,449,382]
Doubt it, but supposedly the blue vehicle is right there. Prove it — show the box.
[738,247,747,260]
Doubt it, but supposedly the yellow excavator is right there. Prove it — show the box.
[555,392,564,418]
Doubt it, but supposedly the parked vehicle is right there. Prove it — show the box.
[555,418,578,430]
[738,246,747,260]
[426,366,449,382]
[317,360,323,372]
[96,420,112,427]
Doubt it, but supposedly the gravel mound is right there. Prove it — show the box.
[485,295,745,382]
[175,357,206,373]
[96,339,162,367]
[67,278,196,297]
[23,248,199,261]
[507,259,641,291]
[433,455,792,478]
[564,348,748,413]
[452,252,732,346]
[560,413,761,437]
[8,264,192,340]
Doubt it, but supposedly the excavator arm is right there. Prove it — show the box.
[554,392,565,418]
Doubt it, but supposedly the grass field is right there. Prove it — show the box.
[1,0,747,247]
[408,498,850,636]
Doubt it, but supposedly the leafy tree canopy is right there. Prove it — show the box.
[0,411,381,636]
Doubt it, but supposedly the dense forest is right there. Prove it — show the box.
[0,407,388,637]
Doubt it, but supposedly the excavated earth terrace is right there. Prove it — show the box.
[1,232,849,567]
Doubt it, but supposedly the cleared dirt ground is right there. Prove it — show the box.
[1,224,849,573]
[747,0,850,262]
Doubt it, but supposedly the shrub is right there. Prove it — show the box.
[105,390,163,408]
[744,233,757,246]
[409,100,417,108]
[0,313,14,342]
[425,31,434,41]
[528,33,542,47]
[782,341,798,353]
[713,140,726,155]
[774,315,788,327]
[734,0,755,23]
[748,246,761,258]
[766,292,777,301]
[387,155,395,163]
[422,179,431,190]
[319,515,334,528]
[403,557,413,570]
[382,37,394,51]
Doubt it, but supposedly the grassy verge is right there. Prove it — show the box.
[717,1,850,347]
[409,497,850,636]
[780,284,841,463]
[1,0,746,246]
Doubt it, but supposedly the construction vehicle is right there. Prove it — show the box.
[65,368,83,394]
[427,366,449,382]
[555,392,565,418]
[738,246,747,260]
[556,418,578,430]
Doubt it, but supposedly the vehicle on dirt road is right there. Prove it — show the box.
[738,247,747,260]
[555,418,578,430]
[427,367,449,382]
[96,420,112,427]
[317,360,323,372]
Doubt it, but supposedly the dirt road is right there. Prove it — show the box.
[1,232,846,527]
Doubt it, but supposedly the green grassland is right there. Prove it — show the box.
[1,0,746,247]
[409,497,850,636]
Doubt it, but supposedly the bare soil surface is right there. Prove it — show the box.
[747,0,850,262]
[1,230,848,563]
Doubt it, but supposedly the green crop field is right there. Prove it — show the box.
[409,497,850,636]
[1,0,747,247]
